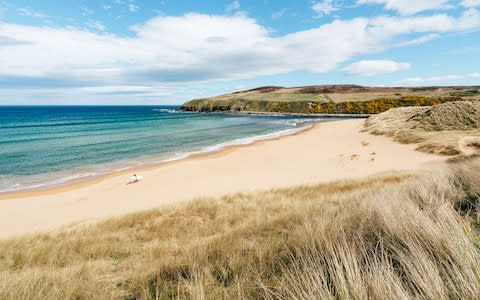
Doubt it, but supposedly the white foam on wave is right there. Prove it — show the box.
[115,166,133,172]
[1,172,98,193]
[158,153,191,163]
[274,118,323,127]
[0,121,316,194]
[205,126,310,150]
[154,124,312,165]
[152,108,178,113]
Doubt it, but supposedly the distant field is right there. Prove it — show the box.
[326,90,468,103]
[181,84,480,114]
[213,86,477,103]
[215,92,331,103]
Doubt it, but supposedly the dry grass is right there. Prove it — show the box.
[0,158,479,299]
[363,101,480,156]
[215,92,331,103]
[326,91,477,103]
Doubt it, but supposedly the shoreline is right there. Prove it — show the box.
[181,110,373,118]
[0,111,367,197]
[0,122,317,201]
[0,119,446,239]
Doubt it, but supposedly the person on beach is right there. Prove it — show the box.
[133,174,138,182]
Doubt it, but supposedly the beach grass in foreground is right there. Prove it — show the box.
[0,158,479,299]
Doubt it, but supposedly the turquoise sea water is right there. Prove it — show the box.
[0,106,329,193]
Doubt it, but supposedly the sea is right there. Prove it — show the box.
[0,106,330,193]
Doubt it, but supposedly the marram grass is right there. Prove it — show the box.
[0,161,479,299]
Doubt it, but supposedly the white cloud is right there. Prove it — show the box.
[395,33,440,47]
[272,8,287,19]
[397,74,464,85]
[344,60,411,76]
[312,0,339,17]
[226,1,240,12]
[153,9,165,15]
[78,85,154,93]
[469,72,480,78]
[368,9,480,35]
[81,7,94,16]
[357,0,452,15]
[18,8,48,19]
[109,0,140,12]
[85,20,106,31]
[0,10,479,91]
[128,3,139,12]
[461,0,480,7]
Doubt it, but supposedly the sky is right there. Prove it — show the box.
[0,0,479,105]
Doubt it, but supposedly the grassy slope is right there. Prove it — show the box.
[180,85,480,114]
[0,163,479,299]
[363,100,480,156]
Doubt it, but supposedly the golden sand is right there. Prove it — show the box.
[0,119,445,239]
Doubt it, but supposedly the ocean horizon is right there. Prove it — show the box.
[0,105,327,193]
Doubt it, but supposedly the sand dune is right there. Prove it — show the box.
[0,119,445,239]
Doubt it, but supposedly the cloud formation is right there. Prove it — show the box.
[357,0,452,15]
[85,20,106,31]
[397,73,480,85]
[18,8,48,19]
[128,3,139,12]
[312,0,339,16]
[395,33,440,47]
[272,9,287,19]
[461,0,480,7]
[344,60,411,76]
[226,1,241,13]
[0,9,479,92]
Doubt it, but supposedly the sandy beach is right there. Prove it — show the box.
[0,119,445,239]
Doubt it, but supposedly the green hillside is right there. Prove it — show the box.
[180,85,480,114]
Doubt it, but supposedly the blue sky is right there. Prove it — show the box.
[0,0,479,104]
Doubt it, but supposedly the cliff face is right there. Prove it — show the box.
[180,96,464,115]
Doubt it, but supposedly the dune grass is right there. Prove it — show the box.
[0,157,479,299]
[363,101,480,156]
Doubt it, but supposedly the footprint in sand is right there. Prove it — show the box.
[361,141,370,146]
[350,154,360,160]
[458,136,480,156]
